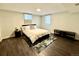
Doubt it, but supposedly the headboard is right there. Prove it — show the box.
[21,24,37,30]
[22,24,36,26]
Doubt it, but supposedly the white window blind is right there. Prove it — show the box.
[24,14,32,20]
[44,15,51,25]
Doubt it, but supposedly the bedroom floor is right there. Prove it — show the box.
[0,35,79,56]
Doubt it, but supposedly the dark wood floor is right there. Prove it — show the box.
[0,35,79,56]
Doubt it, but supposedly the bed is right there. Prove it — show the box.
[22,24,50,47]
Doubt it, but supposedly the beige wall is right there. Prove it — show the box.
[0,28,2,41]
[0,17,2,41]
[0,10,24,39]
[52,12,79,40]
[0,27,2,41]
[0,12,2,42]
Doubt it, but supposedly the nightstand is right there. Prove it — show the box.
[15,29,21,37]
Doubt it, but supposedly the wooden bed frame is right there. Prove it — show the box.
[23,33,49,47]
[22,24,49,47]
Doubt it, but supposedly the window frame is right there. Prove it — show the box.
[23,14,32,20]
[44,15,51,25]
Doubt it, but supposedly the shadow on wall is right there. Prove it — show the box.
[10,31,15,38]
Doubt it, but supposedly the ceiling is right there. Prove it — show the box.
[0,3,79,15]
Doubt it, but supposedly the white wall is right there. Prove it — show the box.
[32,15,41,28]
[0,10,24,39]
[52,12,79,40]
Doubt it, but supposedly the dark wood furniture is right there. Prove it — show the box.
[54,29,76,39]
[15,30,21,37]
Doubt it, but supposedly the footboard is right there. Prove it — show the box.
[23,33,49,47]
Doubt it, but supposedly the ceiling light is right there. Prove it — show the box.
[36,8,41,12]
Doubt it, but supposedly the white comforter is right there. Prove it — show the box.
[23,29,49,43]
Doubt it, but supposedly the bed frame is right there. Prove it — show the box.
[22,24,49,47]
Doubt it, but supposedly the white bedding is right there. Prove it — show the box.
[22,28,49,43]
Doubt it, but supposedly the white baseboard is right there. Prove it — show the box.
[75,37,79,40]
[0,36,13,42]
[2,36,10,39]
[0,38,2,42]
[75,34,79,40]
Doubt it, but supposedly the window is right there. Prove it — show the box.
[44,15,51,25]
[24,14,32,20]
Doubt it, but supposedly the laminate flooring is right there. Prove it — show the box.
[0,35,79,56]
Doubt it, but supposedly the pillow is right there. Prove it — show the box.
[30,26,34,29]
[30,25,37,29]
[22,26,30,30]
[25,26,30,30]
[34,26,37,29]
